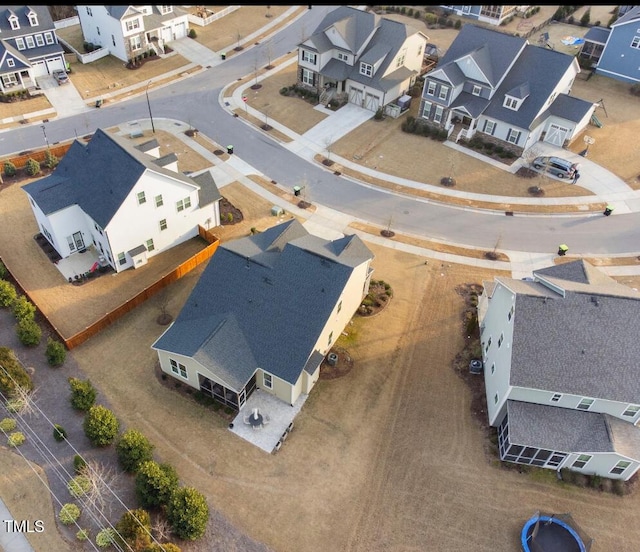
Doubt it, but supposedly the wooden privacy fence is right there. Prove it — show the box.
[5,144,72,169]
[63,226,219,349]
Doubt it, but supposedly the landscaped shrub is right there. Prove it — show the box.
[96,528,116,548]
[25,158,40,176]
[115,508,151,550]
[146,544,181,552]
[69,377,97,411]
[68,474,91,498]
[0,280,18,307]
[74,454,87,474]
[16,317,42,347]
[374,107,384,120]
[3,161,16,177]
[46,337,66,367]
[166,486,209,541]
[455,19,461,29]
[53,424,67,442]
[44,150,59,169]
[0,418,17,432]
[83,405,119,447]
[76,528,90,541]
[0,260,7,279]
[12,295,36,321]
[424,12,437,25]
[630,84,640,97]
[0,347,33,396]
[59,503,81,525]
[407,8,414,17]
[580,8,591,26]
[135,460,179,509]
[8,431,26,447]
[188,28,197,39]
[116,428,155,473]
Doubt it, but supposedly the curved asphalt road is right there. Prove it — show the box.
[1,6,639,256]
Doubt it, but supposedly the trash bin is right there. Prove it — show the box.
[95,99,103,108]
[221,52,226,60]
[227,145,234,154]
[604,205,614,216]
[293,186,301,196]
[558,244,569,256]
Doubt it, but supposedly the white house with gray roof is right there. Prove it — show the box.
[152,219,375,411]
[297,6,429,111]
[420,24,596,153]
[76,5,189,63]
[23,128,221,274]
[478,260,640,480]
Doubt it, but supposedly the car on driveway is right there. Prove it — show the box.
[532,156,576,179]
[53,70,69,86]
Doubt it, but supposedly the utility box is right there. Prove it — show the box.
[397,94,412,111]
[327,353,338,366]
[271,205,284,216]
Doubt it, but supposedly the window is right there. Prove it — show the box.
[610,460,632,475]
[337,52,348,61]
[16,38,25,50]
[117,252,126,266]
[26,36,35,49]
[577,398,594,410]
[86,7,92,16]
[508,305,514,321]
[67,236,76,252]
[97,26,101,36]
[130,35,142,51]
[301,50,317,64]
[263,373,272,389]
[631,36,640,49]
[417,45,422,57]
[35,34,44,47]
[159,219,167,231]
[106,252,112,262]
[146,238,155,252]
[551,393,562,402]
[45,32,54,44]
[112,34,116,47]
[438,85,449,100]
[494,392,499,405]
[337,300,342,313]
[498,333,504,348]
[301,68,314,86]
[507,129,521,145]
[623,405,640,417]
[176,196,191,212]
[485,336,492,353]
[433,105,444,124]
[396,49,406,67]
[137,191,146,205]
[155,194,163,207]
[328,331,333,346]
[422,101,432,119]
[160,6,172,15]
[7,59,14,68]
[9,16,19,30]
[126,19,140,32]
[360,62,373,77]
[483,120,496,135]
[504,96,519,109]
[2,74,17,86]
[28,13,38,26]
[170,359,187,379]
[427,81,436,95]
[472,85,481,96]
[491,363,495,375]
[572,454,592,470]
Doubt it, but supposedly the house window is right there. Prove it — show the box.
[155,194,163,207]
[434,105,444,124]
[337,300,342,313]
[112,35,116,47]
[472,85,481,96]
[491,363,495,375]
[328,331,333,346]
[28,13,38,26]
[337,52,348,61]
[577,398,594,410]
[159,219,167,231]
[494,392,499,405]
[263,373,272,389]
[631,36,640,49]
[396,49,406,67]
[97,26,101,36]
[417,45,422,57]
[508,305,514,321]
[130,36,142,51]
[483,120,496,135]
[160,6,172,15]
[45,32,54,44]
[427,81,436,95]
[485,336,492,353]
[422,101,432,119]
[507,129,521,145]
[7,59,14,68]
[572,454,592,470]
[176,196,191,212]
[301,50,317,64]
[16,38,25,50]
[360,62,373,77]
[301,68,314,86]
[106,252,112,262]
[126,19,140,32]
[26,36,35,49]
[146,238,155,252]
[137,191,146,205]
[610,460,632,475]
[9,17,19,30]
[117,252,127,266]
[551,393,562,402]
[170,359,187,379]
[35,34,44,47]
[498,333,504,348]
[67,236,76,252]
[623,405,640,417]
[438,85,449,101]
[504,96,519,109]
[2,74,17,86]
[86,7,92,16]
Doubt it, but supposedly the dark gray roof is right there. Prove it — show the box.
[128,244,147,256]
[545,93,596,124]
[507,400,640,456]
[306,6,381,55]
[22,129,201,229]
[614,5,640,26]
[105,6,134,20]
[154,153,178,168]
[0,6,56,38]
[152,219,374,388]
[449,91,489,118]
[534,259,598,284]
[483,45,576,130]
[190,170,222,207]
[0,40,30,73]
[583,26,610,45]
[319,58,351,81]
[135,138,159,154]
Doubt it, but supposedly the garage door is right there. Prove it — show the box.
[31,60,47,77]
[46,57,65,73]
[349,86,362,106]
[173,22,186,39]
[544,124,569,147]
[365,92,380,111]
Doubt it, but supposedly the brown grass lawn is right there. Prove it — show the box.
[0,94,53,124]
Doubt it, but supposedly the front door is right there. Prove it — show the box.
[73,231,85,252]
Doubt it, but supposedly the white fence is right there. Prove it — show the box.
[187,5,241,27]
[53,15,80,29]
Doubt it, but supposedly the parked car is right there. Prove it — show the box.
[532,156,576,179]
[53,70,69,85]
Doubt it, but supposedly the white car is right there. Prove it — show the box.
[53,70,69,86]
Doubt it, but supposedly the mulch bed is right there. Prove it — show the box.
[319,346,354,380]
[219,197,244,225]
[357,280,393,316]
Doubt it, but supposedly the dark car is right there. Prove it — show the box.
[532,156,576,179]
[53,69,69,85]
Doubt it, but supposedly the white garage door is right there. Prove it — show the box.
[31,60,47,77]
[545,124,569,147]
[349,86,362,106]
[173,22,187,39]
[46,57,65,73]
[365,92,380,111]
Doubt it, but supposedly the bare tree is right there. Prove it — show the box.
[235,29,243,51]
[262,106,271,130]
[4,384,39,418]
[252,53,261,88]
[265,5,272,18]
[265,39,275,69]
[152,516,172,542]
[324,135,335,164]
[80,460,123,518]
[156,287,172,325]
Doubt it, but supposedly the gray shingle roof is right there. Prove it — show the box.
[191,170,222,207]
[0,6,56,38]
[614,5,640,26]
[307,7,381,55]
[318,58,351,81]
[152,220,374,388]
[583,26,610,45]
[22,129,207,229]
[449,91,489,118]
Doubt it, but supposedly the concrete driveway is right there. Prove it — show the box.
[37,74,91,118]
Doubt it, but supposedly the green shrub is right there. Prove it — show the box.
[0,418,17,432]
[188,28,197,39]
[96,528,116,548]
[68,475,91,498]
[407,8,414,16]
[581,8,591,26]
[83,405,119,447]
[0,259,7,279]
[46,338,66,367]
[115,508,151,550]
[16,317,42,347]
[146,544,181,552]
[44,150,58,169]
[116,429,155,473]
[424,12,437,25]
[280,86,288,95]
[0,347,34,396]
[69,377,97,411]
[53,424,67,442]
[12,295,36,321]
[74,454,87,474]
[135,460,179,509]
[0,279,18,307]
[167,486,209,541]
[374,107,384,120]
[455,19,461,29]
[8,431,26,447]
[59,503,81,525]
[3,161,16,177]
[25,158,40,176]
[76,528,90,541]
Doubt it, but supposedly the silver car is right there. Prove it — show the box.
[53,69,69,85]
[532,156,576,179]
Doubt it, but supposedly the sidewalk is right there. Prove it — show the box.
[0,498,36,552]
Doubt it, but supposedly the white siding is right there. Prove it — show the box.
[48,205,92,258]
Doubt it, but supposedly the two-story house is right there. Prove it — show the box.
[420,24,596,154]
[152,218,375,412]
[297,6,429,111]
[0,5,66,93]
[76,5,189,63]
[23,129,221,274]
[478,260,640,481]
[439,5,523,26]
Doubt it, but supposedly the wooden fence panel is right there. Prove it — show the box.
[5,144,72,169]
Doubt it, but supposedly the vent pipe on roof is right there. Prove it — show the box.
[591,296,599,306]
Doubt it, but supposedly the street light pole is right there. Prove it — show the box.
[146,80,155,134]
[40,124,49,149]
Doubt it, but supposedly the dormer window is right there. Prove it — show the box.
[301,50,317,64]
[159,6,173,15]
[504,95,520,110]
[472,84,482,96]
[360,62,373,77]
[9,16,19,30]
[125,18,140,32]
[337,52,348,62]
[28,12,38,26]
[7,58,14,67]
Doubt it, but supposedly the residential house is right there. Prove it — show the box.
[0,5,66,93]
[419,24,596,154]
[579,6,640,83]
[76,5,189,63]
[297,6,429,111]
[477,260,640,481]
[152,219,375,411]
[439,5,522,26]
[23,128,221,273]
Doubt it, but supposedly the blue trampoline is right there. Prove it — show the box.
[521,512,593,552]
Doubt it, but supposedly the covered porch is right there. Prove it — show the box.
[198,372,257,411]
